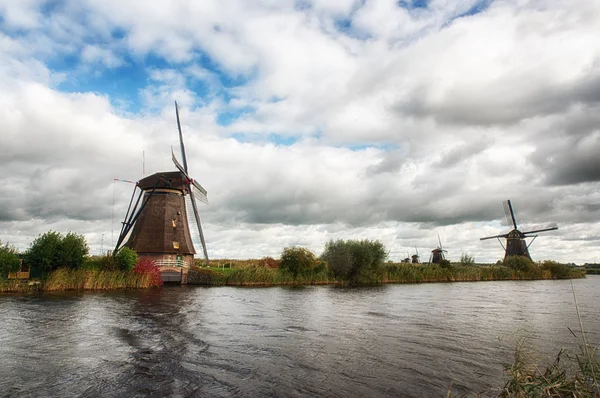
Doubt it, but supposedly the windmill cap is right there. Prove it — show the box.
[138,171,188,191]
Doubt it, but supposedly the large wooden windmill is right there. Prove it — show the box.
[114,102,209,280]
[480,200,558,260]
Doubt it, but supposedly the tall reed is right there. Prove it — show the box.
[499,283,599,396]
[43,268,152,291]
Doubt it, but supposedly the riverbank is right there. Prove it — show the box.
[187,262,586,286]
[1,261,585,293]
[0,268,155,293]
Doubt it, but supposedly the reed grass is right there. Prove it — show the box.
[383,263,584,285]
[187,261,585,287]
[187,264,338,286]
[43,268,152,291]
[499,282,600,397]
[0,278,40,293]
[1,268,154,293]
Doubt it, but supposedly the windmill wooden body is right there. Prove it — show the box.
[411,247,420,263]
[114,102,209,283]
[429,235,447,264]
[480,200,558,260]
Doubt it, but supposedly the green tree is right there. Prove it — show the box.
[115,247,138,271]
[58,232,89,269]
[25,231,63,272]
[321,239,388,284]
[279,247,318,277]
[25,231,89,272]
[0,241,20,278]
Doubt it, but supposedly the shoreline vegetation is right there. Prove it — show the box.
[0,235,587,293]
[188,260,586,287]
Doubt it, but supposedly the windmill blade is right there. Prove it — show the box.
[192,184,208,204]
[480,233,509,241]
[188,188,209,265]
[437,233,443,250]
[185,195,201,243]
[174,101,188,173]
[171,148,189,178]
[114,185,142,253]
[191,179,207,196]
[506,199,518,230]
[415,246,419,256]
[502,201,513,228]
[522,226,558,235]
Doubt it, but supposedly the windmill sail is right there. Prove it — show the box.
[481,199,558,260]
[192,185,208,204]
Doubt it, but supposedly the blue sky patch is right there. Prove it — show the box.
[398,0,429,10]
[454,0,493,20]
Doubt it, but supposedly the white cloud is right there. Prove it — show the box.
[1,0,599,264]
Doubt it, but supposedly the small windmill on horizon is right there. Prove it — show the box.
[113,102,209,282]
[480,199,558,261]
[412,246,420,263]
[429,234,447,264]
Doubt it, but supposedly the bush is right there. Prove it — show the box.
[321,239,388,284]
[540,260,572,279]
[279,247,318,277]
[503,255,537,273]
[25,231,62,273]
[132,258,162,287]
[115,247,138,271]
[439,259,452,269]
[0,241,20,278]
[25,231,89,272]
[459,253,475,265]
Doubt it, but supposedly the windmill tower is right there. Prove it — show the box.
[429,234,447,264]
[114,102,209,282]
[480,200,558,260]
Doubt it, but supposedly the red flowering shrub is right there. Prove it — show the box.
[133,258,163,287]
[258,257,280,268]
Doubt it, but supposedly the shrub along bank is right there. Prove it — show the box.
[188,241,585,286]
[0,231,162,293]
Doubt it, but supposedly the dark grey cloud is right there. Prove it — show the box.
[394,72,600,127]
[530,124,600,186]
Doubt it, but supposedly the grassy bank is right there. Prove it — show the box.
[188,265,339,286]
[188,261,586,287]
[385,262,585,283]
[0,268,155,293]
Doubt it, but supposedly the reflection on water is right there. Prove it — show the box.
[1,277,599,397]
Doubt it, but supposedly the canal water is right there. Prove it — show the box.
[1,277,599,397]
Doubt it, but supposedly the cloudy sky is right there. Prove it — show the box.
[1,0,599,263]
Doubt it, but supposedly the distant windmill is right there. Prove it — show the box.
[114,102,209,281]
[429,234,447,264]
[480,200,558,260]
[412,246,420,264]
[403,251,411,263]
